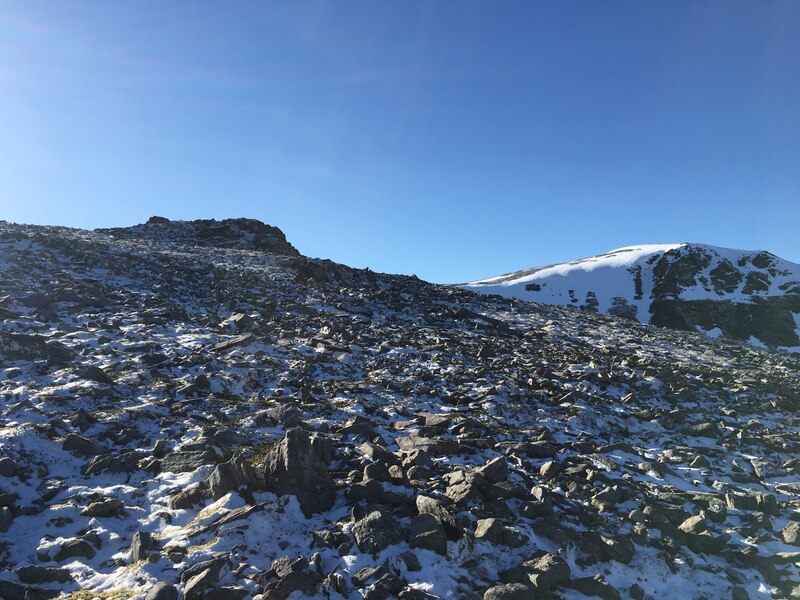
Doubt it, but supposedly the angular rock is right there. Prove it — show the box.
[184,567,217,600]
[0,506,12,532]
[81,497,124,517]
[63,434,108,457]
[477,457,509,483]
[131,530,158,562]
[207,454,258,500]
[408,513,447,555]
[475,518,506,544]
[416,495,463,539]
[782,521,800,546]
[265,570,322,599]
[145,582,179,600]
[15,566,72,584]
[523,553,571,593]
[483,584,536,600]
[0,457,22,477]
[396,435,467,456]
[54,538,96,562]
[352,510,405,554]
[679,515,708,535]
[83,450,141,475]
[263,428,335,517]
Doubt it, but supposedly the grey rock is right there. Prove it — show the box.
[83,450,141,475]
[347,478,384,504]
[731,587,750,600]
[520,498,551,520]
[225,312,256,332]
[364,459,392,482]
[567,575,621,600]
[396,435,467,456]
[63,433,108,457]
[401,550,422,571]
[81,497,124,517]
[169,485,209,510]
[475,518,528,548]
[782,521,800,546]
[131,530,158,562]
[477,457,509,483]
[75,364,114,384]
[0,331,74,364]
[678,515,708,535]
[352,565,390,588]
[352,510,405,554]
[0,457,21,477]
[161,450,223,473]
[207,454,258,499]
[270,402,301,427]
[475,518,505,544]
[523,553,571,593]
[54,538,96,562]
[398,588,439,600]
[483,583,536,600]
[310,432,333,465]
[180,555,229,584]
[145,582,179,600]
[408,513,447,555]
[265,570,322,599]
[204,587,249,600]
[15,566,72,584]
[184,567,217,600]
[444,470,484,505]
[416,495,463,539]
[0,579,60,600]
[212,333,255,352]
[263,428,335,517]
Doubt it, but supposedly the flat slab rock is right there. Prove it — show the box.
[395,435,470,455]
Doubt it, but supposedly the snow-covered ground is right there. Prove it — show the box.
[1,220,798,600]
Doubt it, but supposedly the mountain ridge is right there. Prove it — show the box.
[462,243,800,349]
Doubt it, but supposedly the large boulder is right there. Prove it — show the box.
[352,510,405,555]
[408,514,447,555]
[263,428,335,517]
[207,454,259,500]
[484,584,535,600]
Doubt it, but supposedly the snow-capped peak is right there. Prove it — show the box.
[462,243,800,349]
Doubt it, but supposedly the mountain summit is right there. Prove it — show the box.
[98,216,300,255]
[462,243,800,349]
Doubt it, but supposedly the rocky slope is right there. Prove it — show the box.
[462,244,800,350]
[0,219,798,600]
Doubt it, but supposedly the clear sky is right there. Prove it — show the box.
[1,2,799,283]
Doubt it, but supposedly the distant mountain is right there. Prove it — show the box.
[462,243,800,349]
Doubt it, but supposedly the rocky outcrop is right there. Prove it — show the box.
[98,217,300,255]
[651,293,800,347]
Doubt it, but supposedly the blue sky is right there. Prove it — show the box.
[1,2,798,283]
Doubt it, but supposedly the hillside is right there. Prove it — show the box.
[0,219,798,600]
[462,243,800,350]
